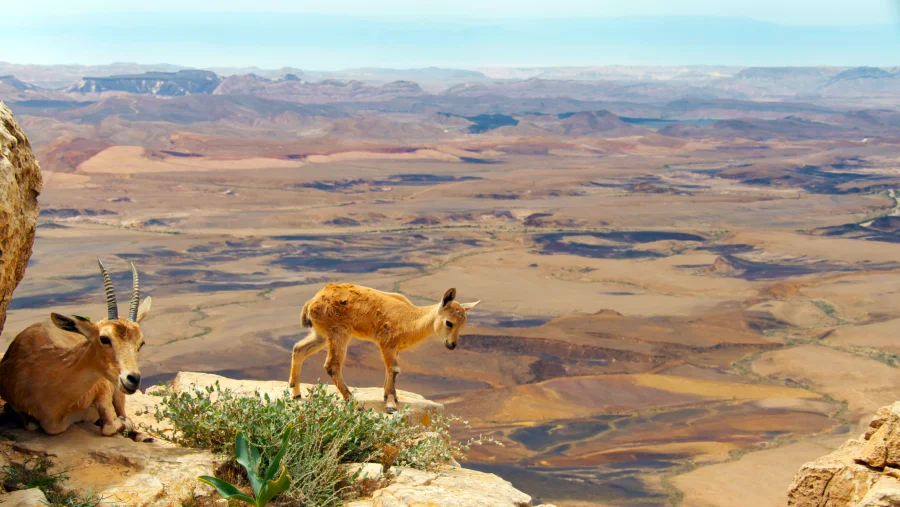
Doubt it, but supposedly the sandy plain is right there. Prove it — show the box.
[5,82,900,506]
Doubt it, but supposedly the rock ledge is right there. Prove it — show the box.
[0,372,545,507]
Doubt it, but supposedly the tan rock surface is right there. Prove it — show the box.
[2,423,217,506]
[866,405,893,439]
[346,466,534,507]
[858,403,900,468]
[0,489,48,507]
[0,101,42,337]
[789,402,900,507]
[788,439,877,507]
[858,476,900,507]
[857,476,900,507]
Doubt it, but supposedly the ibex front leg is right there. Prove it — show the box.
[94,383,125,436]
[113,387,153,442]
[381,347,401,414]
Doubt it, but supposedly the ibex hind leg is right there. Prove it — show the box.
[33,407,95,435]
[323,329,353,401]
[11,408,41,432]
[67,407,99,426]
[381,347,401,415]
[289,330,326,399]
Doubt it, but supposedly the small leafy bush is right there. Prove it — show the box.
[199,425,293,506]
[154,382,473,506]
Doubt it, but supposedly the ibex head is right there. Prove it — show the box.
[434,288,480,350]
[50,259,152,394]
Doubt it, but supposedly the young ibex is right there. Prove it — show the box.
[0,259,152,440]
[289,283,480,413]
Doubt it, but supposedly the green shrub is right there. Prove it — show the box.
[154,382,473,506]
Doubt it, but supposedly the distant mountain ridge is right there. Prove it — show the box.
[67,70,223,96]
[6,63,900,102]
[8,63,900,147]
[0,75,35,91]
[212,75,426,103]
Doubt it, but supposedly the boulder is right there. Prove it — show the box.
[866,405,893,439]
[858,402,900,468]
[787,439,877,507]
[0,489,48,507]
[0,101,42,336]
[789,402,900,507]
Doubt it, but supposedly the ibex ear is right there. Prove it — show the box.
[136,296,152,323]
[441,288,456,308]
[459,300,481,312]
[51,313,96,339]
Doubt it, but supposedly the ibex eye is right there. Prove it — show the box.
[100,336,112,346]
[446,321,454,329]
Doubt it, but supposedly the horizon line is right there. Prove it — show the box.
[0,62,889,72]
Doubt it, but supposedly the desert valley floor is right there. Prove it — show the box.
[5,64,900,506]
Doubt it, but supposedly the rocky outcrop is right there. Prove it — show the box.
[788,402,900,506]
[0,488,47,506]
[0,102,42,337]
[0,372,542,506]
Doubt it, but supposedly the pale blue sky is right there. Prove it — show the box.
[3,1,900,69]
[7,0,900,24]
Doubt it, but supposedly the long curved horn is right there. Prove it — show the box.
[128,262,140,322]
[97,257,118,320]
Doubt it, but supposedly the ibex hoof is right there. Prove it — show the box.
[119,416,135,435]
[130,431,155,443]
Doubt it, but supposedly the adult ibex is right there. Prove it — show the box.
[289,283,480,413]
[0,259,152,440]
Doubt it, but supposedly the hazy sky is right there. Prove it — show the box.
[8,0,900,24]
[4,0,900,69]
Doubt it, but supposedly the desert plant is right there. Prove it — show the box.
[198,424,293,507]
[155,382,481,506]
